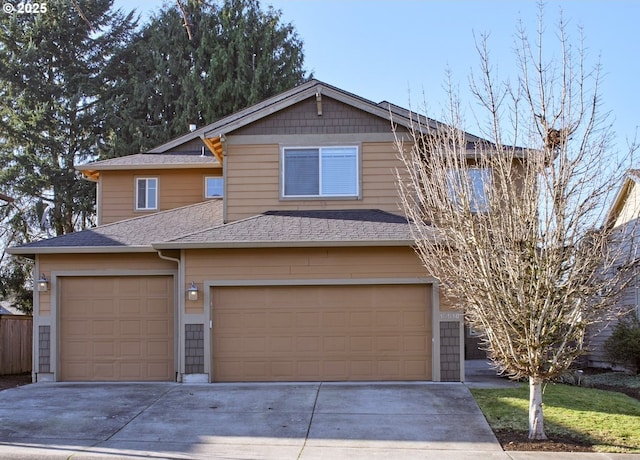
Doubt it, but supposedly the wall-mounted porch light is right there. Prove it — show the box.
[187,281,199,301]
[37,274,48,292]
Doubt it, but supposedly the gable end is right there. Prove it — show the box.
[232,96,394,137]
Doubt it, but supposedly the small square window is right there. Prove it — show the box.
[135,178,157,210]
[205,177,224,198]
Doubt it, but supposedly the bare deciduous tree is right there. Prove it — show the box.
[395,13,637,440]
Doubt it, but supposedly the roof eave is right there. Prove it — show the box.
[75,162,220,172]
[153,239,414,250]
[604,175,637,229]
[7,246,156,256]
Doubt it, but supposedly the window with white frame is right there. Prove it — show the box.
[447,168,492,213]
[283,146,359,197]
[205,177,224,198]
[135,177,158,210]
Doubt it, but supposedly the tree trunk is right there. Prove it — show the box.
[529,376,547,440]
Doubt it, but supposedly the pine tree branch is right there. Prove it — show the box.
[70,0,93,31]
[176,0,193,40]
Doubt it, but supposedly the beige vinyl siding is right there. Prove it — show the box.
[225,142,405,222]
[183,247,426,315]
[99,168,221,224]
[37,253,176,316]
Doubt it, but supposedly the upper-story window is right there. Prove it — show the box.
[282,146,359,198]
[135,177,158,210]
[205,177,224,198]
[447,168,492,213]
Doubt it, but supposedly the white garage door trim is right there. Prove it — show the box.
[41,270,178,382]
[202,278,441,382]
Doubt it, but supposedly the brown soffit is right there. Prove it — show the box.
[201,135,224,164]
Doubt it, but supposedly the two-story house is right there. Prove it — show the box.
[9,80,476,383]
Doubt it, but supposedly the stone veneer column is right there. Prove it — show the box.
[184,324,204,374]
[439,321,461,381]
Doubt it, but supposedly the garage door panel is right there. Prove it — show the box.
[271,312,293,328]
[270,337,293,352]
[350,312,372,327]
[146,319,171,336]
[350,336,373,351]
[324,336,346,352]
[212,284,431,382]
[92,320,115,336]
[120,320,141,336]
[60,276,174,381]
[295,312,319,327]
[147,340,172,357]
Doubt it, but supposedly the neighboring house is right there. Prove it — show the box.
[587,170,640,368]
[9,79,486,383]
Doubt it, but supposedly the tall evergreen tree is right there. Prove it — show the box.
[0,1,136,307]
[0,0,136,236]
[103,0,309,157]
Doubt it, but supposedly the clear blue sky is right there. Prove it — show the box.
[114,0,639,154]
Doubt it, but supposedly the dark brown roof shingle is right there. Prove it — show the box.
[155,209,417,248]
[8,200,223,254]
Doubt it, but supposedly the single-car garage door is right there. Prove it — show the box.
[211,284,431,382]
[60,276,174,381]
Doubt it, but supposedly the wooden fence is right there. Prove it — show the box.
[0,315,32,375]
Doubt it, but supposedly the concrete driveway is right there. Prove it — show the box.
[0,382,506,459]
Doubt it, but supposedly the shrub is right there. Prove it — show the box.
[604,315,640,374]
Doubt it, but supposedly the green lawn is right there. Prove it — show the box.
[470,383,640,453]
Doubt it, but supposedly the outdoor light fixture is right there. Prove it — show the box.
[187,281,198,301]
[37,274,48,292]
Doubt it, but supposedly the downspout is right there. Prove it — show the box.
[156,249,183,382]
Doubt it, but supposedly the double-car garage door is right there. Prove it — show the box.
[212,284,432,382]
[59,276,174,381]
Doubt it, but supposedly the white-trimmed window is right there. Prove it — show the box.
[447,168,492,213]
[205,177,224,198]
[135,177,158,210]
[282,146,359,197]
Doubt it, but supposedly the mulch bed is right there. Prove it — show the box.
[589,383,640,401]
[496,429,594,452]
[0,373,31,391]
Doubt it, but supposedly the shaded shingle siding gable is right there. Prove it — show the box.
[233,96,394,136]
[163,137,208,154]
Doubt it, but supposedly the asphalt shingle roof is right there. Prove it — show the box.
[76,153,219,170]
[10,206,425,254]
[9,200,223,253]
[155,209,416,248]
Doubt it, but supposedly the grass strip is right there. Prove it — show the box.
[471,383,640,453]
